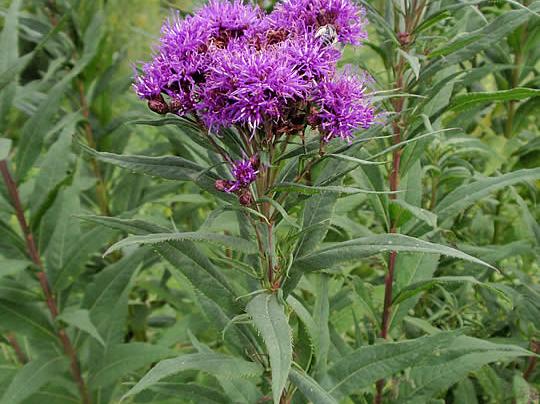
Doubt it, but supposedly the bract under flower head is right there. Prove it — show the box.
[311,69,375,142]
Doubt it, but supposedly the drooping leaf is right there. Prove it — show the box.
[104,231,257,256]
[294,234,495,273]
[121,353,262,400]
[399,336,534,402]
[327,331,459,399]
[435,168,540,225]
[246,293,292,404]
[450,88,540,113]
[393,276,511,305]
[80,215,239,315]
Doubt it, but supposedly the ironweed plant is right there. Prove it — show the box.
[0,0,539,403]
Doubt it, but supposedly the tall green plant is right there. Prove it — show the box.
[0,0,539,403]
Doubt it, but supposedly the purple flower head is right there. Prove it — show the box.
[226,157,259,192]
[199,45,308,130]
[198,0,263,46]
[269,0,367,45]
[279,30,341,83]
[311,68,375,142]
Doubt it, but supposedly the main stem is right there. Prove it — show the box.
[0,161,91,404]
[375,42,406,404]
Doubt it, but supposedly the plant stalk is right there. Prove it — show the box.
[375,11,408,402]
[0,160,91,404]
[6,334,27,364]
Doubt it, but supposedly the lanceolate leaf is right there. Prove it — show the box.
[80,215,239,314]
[327,331,459,399]
[392,276,511,305]
[104,231,257,256]
[289,368,338,404]
[450,88,540,112]
[435,168,540,225]
[273,182,396,195]
[246,293,292,404]
[57,309,105,346]
[0,138,11,160]
[0,356,67,404]
[399,336,534,403]
[90,343,173,389]
[121,353,262,400]
[294,234,495,273]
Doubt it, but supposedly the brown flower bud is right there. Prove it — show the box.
[215,179,229,192]
[169,98,183,113]
[249,154,260,170]
[238,189,253,206]
[398,32,411,46]
[148,95,169,115]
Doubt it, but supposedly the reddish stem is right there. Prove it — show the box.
[523,340,539,381]
[0,160,91,404]
[6,334,27,364]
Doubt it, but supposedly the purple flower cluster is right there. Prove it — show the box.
[215,156,259,205]
[134,0,374,139]
[135,0,376,203]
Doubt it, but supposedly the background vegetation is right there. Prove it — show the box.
[0,0,539,403]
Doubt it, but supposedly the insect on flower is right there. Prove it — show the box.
[315,24,339,48]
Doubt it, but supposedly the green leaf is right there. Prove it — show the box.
[30,113,81,218]
[57,309,105,346]
[450,88,540,113]
[399,336,533,402]
[0,300,57,343]
[391,200,438,228]
[313,275,330,375]
[0,0,20,131]
[327,331,459,398]
[246,293,292,404]
[104,232,257,256]
[324,153,385,166]
[0,356,67,404]
[83,250,146,349]
[0,138,11,160]
[512,373,531,404]
[146,383,229,403]
[80,216,238,315]
[121,353,262,400]
[422,3,540,80]
[289,368,338,404]
[435,168,540,225]
[79,144,223,198]
[294,234,495,273]
[0,259,31,278]
[44,185,81,287]
[90,343,173,389]
[393,276,511,305]
[273,182,395,195]
[398,49,420,80]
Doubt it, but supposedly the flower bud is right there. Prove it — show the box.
[148,95,169,115]
[238,190,253,206]
[215,179,229,192]
[398,32,411,46]
[249,154,260,170]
